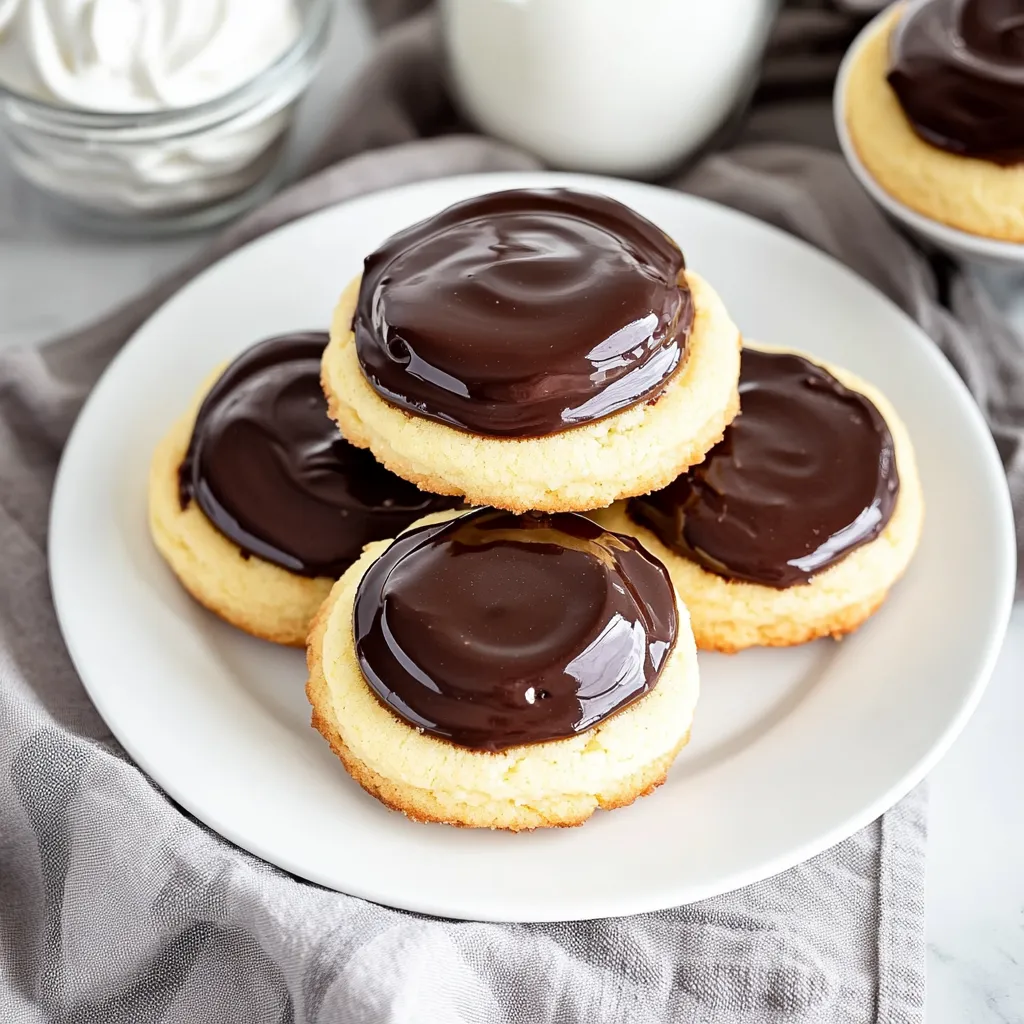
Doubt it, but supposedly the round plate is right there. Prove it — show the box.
[50,172,1016,922]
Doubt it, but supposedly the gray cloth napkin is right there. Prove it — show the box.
[6,0,1022,1019]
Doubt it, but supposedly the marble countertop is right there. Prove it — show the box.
[1,2,1022,1020]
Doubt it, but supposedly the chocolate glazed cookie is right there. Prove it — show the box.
[322,189,742,513]
[353,508,677,751]
[888,0,1024,164]
[593,345,923,653]
[305,507,702,830]
[150,333,458,647]
[630,349,900,589]
[179,332,459,578]
[352,188,693,438]
[843,0,1024,242]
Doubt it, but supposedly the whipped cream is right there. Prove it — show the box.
[0,0,319,222]
[0,0,301,111]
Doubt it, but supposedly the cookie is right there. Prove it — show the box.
[844,2,1024,243]
[322,188,741,513]
[592,344,924,653]
[148,333,458,646]
[306,507,700,830]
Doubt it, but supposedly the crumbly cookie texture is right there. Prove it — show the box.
[305,510,700,830]
[148,370,333,648]
[592,344,925,654]
[844,7,1024,243]
[322,271,741,514]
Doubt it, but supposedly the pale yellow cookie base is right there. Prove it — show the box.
[591,345,925,653]
[148,370,334,648]
[844,7,1024,243]
[305,512,701,830]
[322,271,741,514]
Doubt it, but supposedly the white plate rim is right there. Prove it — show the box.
[49,170,1017,921]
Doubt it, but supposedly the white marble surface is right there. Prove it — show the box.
[1,3,1023,1021]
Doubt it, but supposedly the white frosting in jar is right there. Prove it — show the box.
[0,0,315,221]
[0,0,302,111]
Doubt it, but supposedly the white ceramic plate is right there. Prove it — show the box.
[50,172,1016,922]
[834,7,1024,268]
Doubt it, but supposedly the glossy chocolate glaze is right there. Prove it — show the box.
[351,188,693,438]
[887,0,1024,164]
[179,333,459,578]
[353,507,678,751]
[629,349,900,589]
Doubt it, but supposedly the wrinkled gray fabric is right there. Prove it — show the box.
[9,0,1024,1018]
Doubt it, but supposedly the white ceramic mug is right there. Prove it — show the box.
[442,0,777,178]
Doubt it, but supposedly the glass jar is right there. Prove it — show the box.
[0,0,332,231]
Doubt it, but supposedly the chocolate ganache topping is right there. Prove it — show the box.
[353,507,678,751]
[629,349,900,589]
[352,188,693,438]
[179,333,458,578]
[887,0,1024,164]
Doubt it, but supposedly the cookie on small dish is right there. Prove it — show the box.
[843,0,1024,243]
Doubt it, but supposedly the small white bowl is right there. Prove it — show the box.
[833,8,1024,268]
